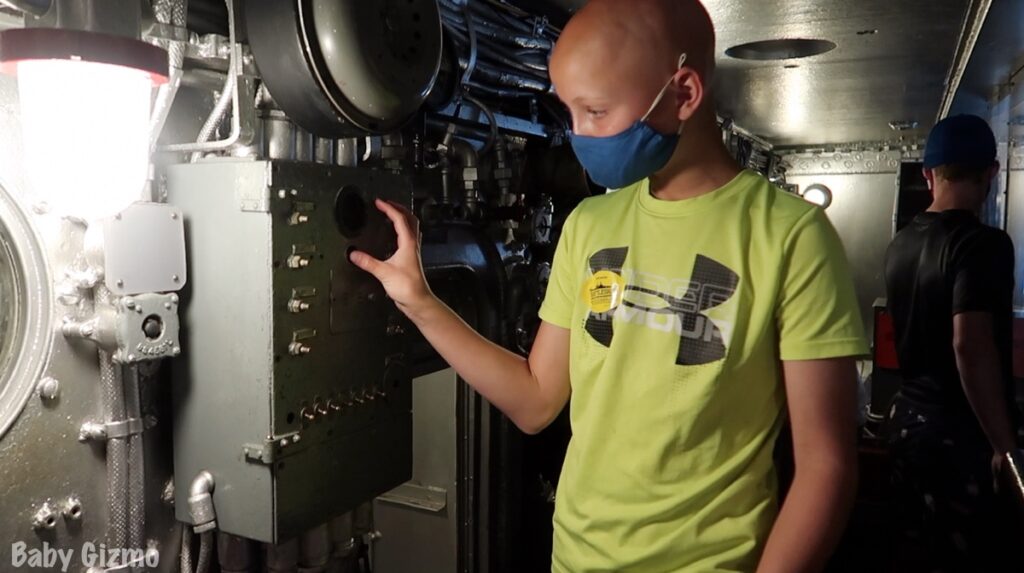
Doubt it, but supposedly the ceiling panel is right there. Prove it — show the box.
[521,0,972,148]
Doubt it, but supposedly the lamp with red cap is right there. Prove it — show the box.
[0,26,168,220]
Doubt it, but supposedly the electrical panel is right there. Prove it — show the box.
[167,160,412,542]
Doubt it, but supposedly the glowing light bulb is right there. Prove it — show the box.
[17,59,155,220]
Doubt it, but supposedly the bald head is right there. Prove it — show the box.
[550,0,717,137]
[555,0,714,82]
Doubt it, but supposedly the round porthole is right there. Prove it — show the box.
[801,184,834,209]
[0,180,52,440]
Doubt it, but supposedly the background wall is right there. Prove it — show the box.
[782,151,905,340]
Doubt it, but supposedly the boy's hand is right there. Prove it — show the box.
[348,199,435,317]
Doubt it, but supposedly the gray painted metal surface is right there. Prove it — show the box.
[784,163,900,339]
[542,0,971,147]
[374,368,460,573]
[1007,143,1024,308]
[166,160,413,543]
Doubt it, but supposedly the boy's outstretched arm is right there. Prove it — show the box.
[350,199,572,434]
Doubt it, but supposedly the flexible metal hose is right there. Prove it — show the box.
[196,531,214,573]
[190,72,236,161]
[189,0,236,162]
[125,366,145,555]
[180,529,193,573]
[149,0,189,149]
[180,530,214,573]
[100,350,128,550]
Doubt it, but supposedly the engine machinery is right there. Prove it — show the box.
[0,1,777,572]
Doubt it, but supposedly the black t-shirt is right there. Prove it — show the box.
[884,210,1016,424]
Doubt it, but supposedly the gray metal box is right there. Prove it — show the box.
[166,159,412,542]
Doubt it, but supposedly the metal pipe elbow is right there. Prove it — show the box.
[188,470,217,533]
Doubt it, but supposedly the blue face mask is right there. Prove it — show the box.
[569,53,687,189]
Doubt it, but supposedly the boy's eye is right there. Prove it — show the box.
[586,108,607,118]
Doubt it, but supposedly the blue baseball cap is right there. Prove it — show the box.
[923,114,997,169]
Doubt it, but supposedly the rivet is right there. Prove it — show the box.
[37,377,60,401]
[116,279,124,288]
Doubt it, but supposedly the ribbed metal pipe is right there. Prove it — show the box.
[125,366,145,554]
[196,531,214,573]
[189,0,237,161]
[180,530,215,573]
[180,528,194,573]
[149,0,188,148]
[100,350,128,550]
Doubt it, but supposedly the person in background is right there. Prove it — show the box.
[352,0,868,570]
[884,114,1022,571]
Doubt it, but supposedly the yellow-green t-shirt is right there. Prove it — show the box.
[537,170,867,572]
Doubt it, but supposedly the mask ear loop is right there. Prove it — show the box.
[640,53,689,129]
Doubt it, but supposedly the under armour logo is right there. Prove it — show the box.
[584,248,739,366]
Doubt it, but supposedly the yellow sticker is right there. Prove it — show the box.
[583,270,627,313]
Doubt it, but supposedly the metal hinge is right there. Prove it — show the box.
[242,430,301,465]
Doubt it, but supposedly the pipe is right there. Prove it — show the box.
[180,471,217,573]
[455,57,549,93]
[162,0,246,156]
[265,538,299,573]
[181,529,214,573]
[336,139,359,167]
[0,0,50,17]
[328,513,357,573]
[450,138,478,169]
[217,533,255,573]
[125,366,145,556]
[462,93,498,158]
[187,470,216,530]
[299,524,331,572]
[149,0,188,149]
[180,529,194,573]
[100,350,128,550]
[190,72,237,161]
[196,532,214,573]
[937,0,993,120]
[314,137,334,165]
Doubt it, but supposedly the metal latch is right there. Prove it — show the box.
[242,431,301,465]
